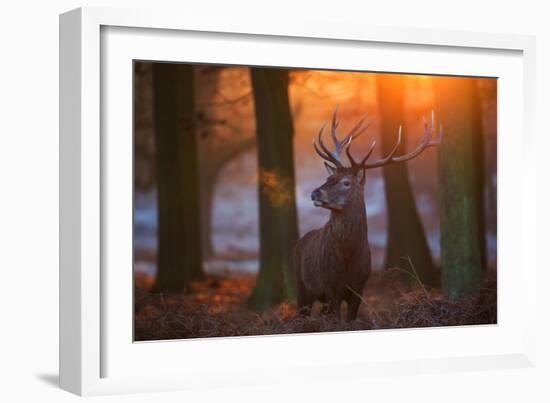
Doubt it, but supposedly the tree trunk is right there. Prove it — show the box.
[248,68,298,310]
[199,137,257,259]
[472,80,487,269]
[196,66,221,259]
[195,66,258,259]
[199,169,216,258]
[133,62,156,192]
[376,74,438,287]
[479,79,497,242]
[151,63,203,293]
[434,77,484,299]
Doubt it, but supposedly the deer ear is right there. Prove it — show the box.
[355,168,366,183]
[324,162,337,176]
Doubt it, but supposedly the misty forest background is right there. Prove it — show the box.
[134,62,497,339]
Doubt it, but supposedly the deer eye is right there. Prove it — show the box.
[342,180,351,187]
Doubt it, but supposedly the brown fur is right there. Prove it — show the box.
[293,167,371,321]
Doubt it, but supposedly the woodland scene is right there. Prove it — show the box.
[133,62,497,341]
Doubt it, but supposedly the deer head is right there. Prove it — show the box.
[311,107,442,212]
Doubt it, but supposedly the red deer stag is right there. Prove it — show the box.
[293,108,442,321]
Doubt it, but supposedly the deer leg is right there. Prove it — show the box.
[297,300,313,316]
[328,298,342,321]
[296,280,313,316]
[346,293,361,321]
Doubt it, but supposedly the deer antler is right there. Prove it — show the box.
[388,110,442,164]
[313,106,369,168]
[346,110,442,170]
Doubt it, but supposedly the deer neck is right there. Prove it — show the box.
[327,194,368,245]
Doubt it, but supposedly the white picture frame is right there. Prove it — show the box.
[59,6,537,396]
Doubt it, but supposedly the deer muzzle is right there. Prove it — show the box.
[311,189,326,207]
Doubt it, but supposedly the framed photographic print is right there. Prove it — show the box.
[60,6,537,396]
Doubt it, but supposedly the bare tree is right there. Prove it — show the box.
[377,74,438,286]
[195,66,257,258]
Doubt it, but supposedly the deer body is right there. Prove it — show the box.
[294,187,371,321]
[294,107,441,321]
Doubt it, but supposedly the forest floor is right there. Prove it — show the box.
[134,269,496,341]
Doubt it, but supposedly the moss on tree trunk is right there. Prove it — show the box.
[434,77,484,300]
